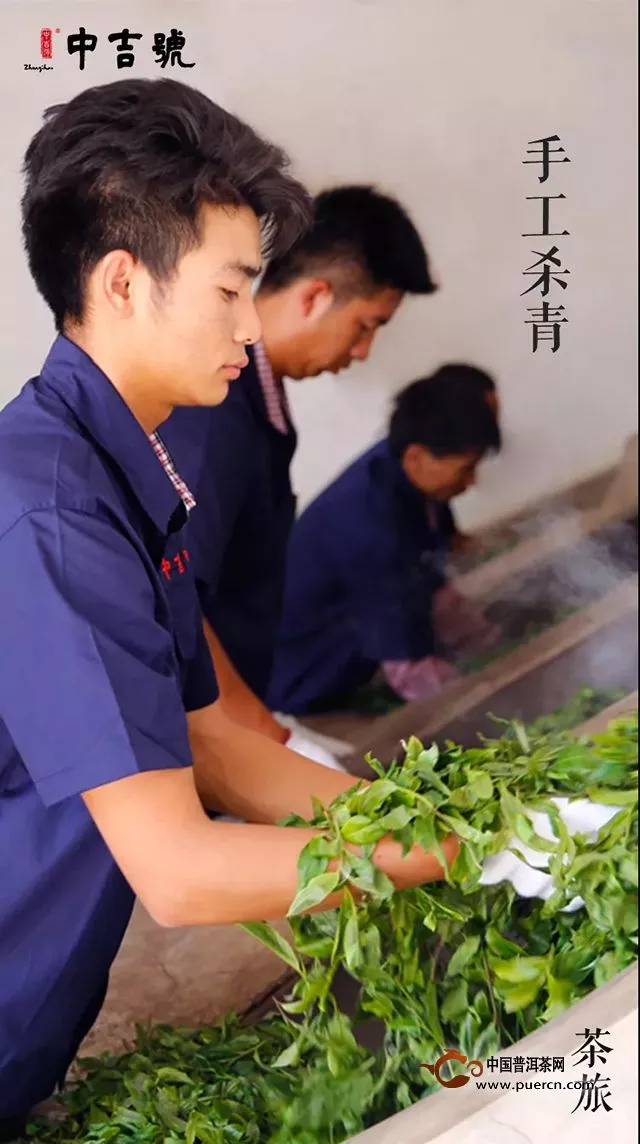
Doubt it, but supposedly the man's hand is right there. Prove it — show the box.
[382,655,460,703]
[433,584,501,658]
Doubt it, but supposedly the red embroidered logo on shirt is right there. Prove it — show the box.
[160,549,190,581]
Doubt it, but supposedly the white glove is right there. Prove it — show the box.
[286,728,347,772]
[479,797,624,912]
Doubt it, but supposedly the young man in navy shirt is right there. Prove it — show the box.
[161,187,437,754]
[0,79,456,1135]
[267,367,502,715]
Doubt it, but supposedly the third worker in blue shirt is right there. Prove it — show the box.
[267,366,502,715]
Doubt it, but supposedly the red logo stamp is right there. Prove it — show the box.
[40,28,53,59]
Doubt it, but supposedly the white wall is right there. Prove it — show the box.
[2,0,637,528]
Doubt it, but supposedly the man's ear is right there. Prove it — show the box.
[402,442,432,486]
[97,249,139,317]
[298,278,335,322]
[402,442,419,472]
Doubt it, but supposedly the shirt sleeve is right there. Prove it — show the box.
[181,610,219,713]
[0,508,196,807]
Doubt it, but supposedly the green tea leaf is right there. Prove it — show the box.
[377,806,416,832]
[155,1066,193,1085]
[346,855,395,900]
[413,754,449,796]
[357,780,399,816]
[494,977,545,1013]
[441,979,469,1022]
[500,789,556,853]
[486,927,523,958]
[287,872,341,917]
[446,935,481,977]
[411,814,453,880]
[543,975,575,1020]
[619,855,638,887]
[467,771,494,801]
[450,841,483,885]
[240,921,302,973]
[594,951,624,988]
[424,980,445,1047]
[552,949,596,983]
[341,818,387,845]
[458,1011,481,1058]
[310,794,327,820]
[491,956,548,984]
[472,1024,501,1062]
[186,1112,226,1144]
[306,834,341,858]
[272,1040,302,1068]
[404,736,425,761]
[586,788,636,806]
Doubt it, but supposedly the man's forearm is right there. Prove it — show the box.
[163,817,344,925]
[84,767,458,929]
[154,816,456,927]
[188,701,357,823]
[204,620,288,743]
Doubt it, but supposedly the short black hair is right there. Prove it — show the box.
[21,78,312,331]
[259,184,436,299]
[388,365,502,459]
[427,362,496,394]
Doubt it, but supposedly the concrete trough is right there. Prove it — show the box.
[346,963,637,1144]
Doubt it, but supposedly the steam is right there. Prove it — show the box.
[476,505,638,693]
[487,508,637,616]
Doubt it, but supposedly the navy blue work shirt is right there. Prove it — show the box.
[267,439,455,714]
[0,336,217,1118]
[161,347,297,700]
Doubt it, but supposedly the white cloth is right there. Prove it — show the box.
[286,728,347,772]
[479,797,624,911]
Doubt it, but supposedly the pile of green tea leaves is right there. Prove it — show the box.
[29,711,638,1144]
[524,687,626,736]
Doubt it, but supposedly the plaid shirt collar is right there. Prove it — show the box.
[148,341,289,517]
[253,340,291,435]
[149,431,196,514]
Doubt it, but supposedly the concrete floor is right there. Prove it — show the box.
[78,904,294,1059]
